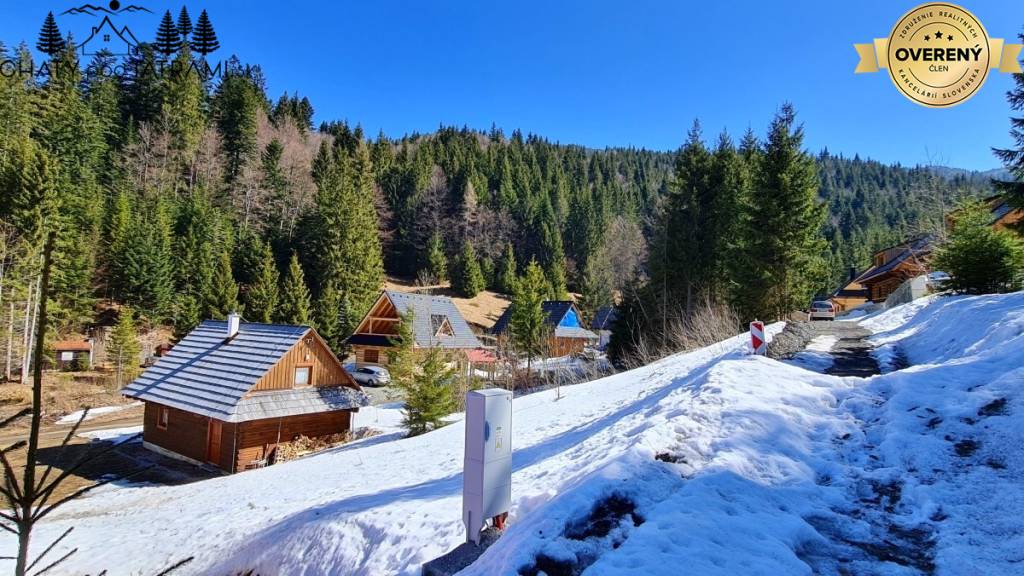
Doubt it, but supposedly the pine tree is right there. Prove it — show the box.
[277,253,311,325]
[107,306,141,388]
[177,7,194,39]
[452,240,485,297]
[215,71,261,183]
[734,104,827,321]
[154,11,181,57]
[118,203,174,319]
[162,47,205,159]
[191,10,220,56]
[315,281,345,352]
[934,200,1024,294]
[246,241,279,323]
[424,232,447,282]
[495,242,517,294]
[510,259,549,382]
[398,346,457,437]
[312,141,384,333]
[36,12,65,57]
[206,250,239,319]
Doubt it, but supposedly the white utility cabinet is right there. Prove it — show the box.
[462,388,512,544]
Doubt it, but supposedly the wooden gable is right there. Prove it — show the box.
[250,329,355,393]
[353,292,402,338]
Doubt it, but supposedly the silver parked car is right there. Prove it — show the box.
[808,300,836,321]
[349,365,391,387]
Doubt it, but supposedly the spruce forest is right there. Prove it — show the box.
[0,28,995,370]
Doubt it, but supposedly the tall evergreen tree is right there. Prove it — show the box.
[36,12,64,56]
[154,11,181,57]
[424,232,448,282]
[733,104,827,321]
[177,7,194,39]
[510,259,549,382]
[452,240,485,297]
[191,10,221,56]
[495,242,517,294]
[277,253,311,325]
[246,241,280,323]
[162,47,205,161]
[107,306,141,388]
[205,249,240,319]
[215,68,261,183]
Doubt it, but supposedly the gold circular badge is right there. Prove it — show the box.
[886,3,991,107]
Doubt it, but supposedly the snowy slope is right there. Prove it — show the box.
[4,292,1022,575]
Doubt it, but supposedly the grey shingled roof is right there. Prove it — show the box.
[123,320,367,422]
[384,291,482,349]
[233,387,369,421]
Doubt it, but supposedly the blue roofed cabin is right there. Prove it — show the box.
[123,314,368,473]
[490,301,598,357]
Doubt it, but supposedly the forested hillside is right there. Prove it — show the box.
[0,36,994,369]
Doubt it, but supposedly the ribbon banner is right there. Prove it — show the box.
[855,39,1023,74]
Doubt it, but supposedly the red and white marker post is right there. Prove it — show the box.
[750,320,766,355]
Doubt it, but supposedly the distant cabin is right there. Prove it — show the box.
[53,340,93,371]
[845,236,934,304]
[123,314,367,473]
[346,290,484,367]
[590,306,618,350]
[946,193,1024,233]
[491,301,598,357]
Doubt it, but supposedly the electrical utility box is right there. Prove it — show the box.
[463,388,513,544]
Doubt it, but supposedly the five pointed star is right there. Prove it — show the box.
[935,30,944,39]
[948,35,954,41]
[925,35,931,41]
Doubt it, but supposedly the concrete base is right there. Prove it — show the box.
[142,441,222,474]
[422,527,502,576]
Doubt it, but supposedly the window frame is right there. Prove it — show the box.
[157,407,169,430]
[294,365,313,387]
[363,349,380,364]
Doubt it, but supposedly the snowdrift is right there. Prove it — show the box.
[3,293,1021,575]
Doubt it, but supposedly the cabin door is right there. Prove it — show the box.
[206,419,222,464]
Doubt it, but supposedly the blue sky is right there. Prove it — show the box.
[2,0,1024,170]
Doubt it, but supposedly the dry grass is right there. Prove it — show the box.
[619,296,743,369]
[0,370,135,429]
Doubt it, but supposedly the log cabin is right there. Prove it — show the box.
[345,290,484,367]
[491,301,598,357]
[852,236,934,303]
[123,314,368,473]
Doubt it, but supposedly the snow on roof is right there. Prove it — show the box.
[123,320,366,422]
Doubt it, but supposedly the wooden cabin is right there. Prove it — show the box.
[123,314,367,473]
[854,236,934,303]
[830,267,870,312]
[946,193,1024,233]
[590,306,618,350]
[491,301,598,357]
[53,340,93,371]
[346,290,484,367]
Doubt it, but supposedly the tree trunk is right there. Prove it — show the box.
[5,301,14,382]
[19,276,35,385]
[15,233,54,576]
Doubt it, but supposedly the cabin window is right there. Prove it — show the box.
[157,407,169,430]
[364,349,379,364]
[294,366,311,387]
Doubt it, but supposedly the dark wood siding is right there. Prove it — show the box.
[232,410,353,471]
[143,402,219,466]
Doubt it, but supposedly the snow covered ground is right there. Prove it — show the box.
[4,292,1022,575]
[784,334,838,371]
[56,402,141,425]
